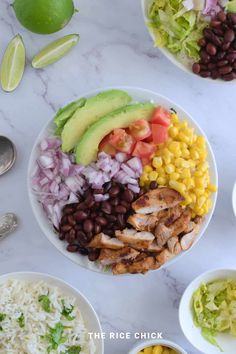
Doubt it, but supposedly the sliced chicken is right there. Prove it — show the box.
[156,249,175,264]
[115,228,154,249]
[147,240,164,253]
[159,204,183,226]
[180,221,201,250]
[127,213,158,231]
[88,233,124,250]
[112,256,160,275]
[155,208,192,247]
[167,237,182,255]
[99,247,139,266]
[132,188,184,214]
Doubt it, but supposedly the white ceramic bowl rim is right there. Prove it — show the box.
[128,338,188,354]
[27,85,218,275]
[141,0,236,84]
[0,271,104,354]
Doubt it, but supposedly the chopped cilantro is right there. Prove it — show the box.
[44,322,66,352]
[0,313,6,322]
[62,345,81,354]
[61,300,75,321]
[17,313,25,328]
[38,293,51,313]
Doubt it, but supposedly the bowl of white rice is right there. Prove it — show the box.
[0,272,104,354]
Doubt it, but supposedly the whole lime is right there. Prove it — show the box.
[12,0,75,34]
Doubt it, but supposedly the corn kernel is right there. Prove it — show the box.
[178,132,190,144]
[144,165,153,173]
[208,184,217,192]
[157,176,167,185]
[190,149,200,160]
[165,164,175,174]
[169,180,186,195]
[195,188,205,196]
[197,196,206,208]
[181,169,191,179]
[149,171,158,181]
[170,172,180,180]
[169,126,179,138]
[152,156,163,169]
[171,113,179,123]
[196,136,205,148]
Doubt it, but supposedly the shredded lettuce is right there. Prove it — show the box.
[148,0,208,65]
[192,279,236,352]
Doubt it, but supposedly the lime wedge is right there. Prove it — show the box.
[0,34,25,92]
[32,34,80,69]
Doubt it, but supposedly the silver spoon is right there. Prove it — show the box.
[0,136,16,176]
[0,213,18,240]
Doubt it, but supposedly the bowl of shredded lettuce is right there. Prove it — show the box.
[179,269,236,354]
[141,0,236,81]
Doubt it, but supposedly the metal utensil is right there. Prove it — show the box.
[0,213,18,240]
[0,136,16,176]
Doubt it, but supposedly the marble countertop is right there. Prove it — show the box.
[1,0,236,353]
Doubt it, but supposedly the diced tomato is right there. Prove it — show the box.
[141,157,151,166]
[129,119,151,141]
[144,134,153,143]
[132,141,156,158]
[109,128,135,154]
[99,135,116,156]
[151,107,171,127]
[151,124,168,144]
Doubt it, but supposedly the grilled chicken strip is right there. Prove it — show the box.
[167,236,182,255]
[112,256,160,275]
[155,208,192,247]
[180,217,202,250]
[99,247,139,266]
[127,213,158,231]
[132,187,184,214]
[156,249,175,264]
[147,240,164,253]
[115,228,154,249]
[88,233,124,249]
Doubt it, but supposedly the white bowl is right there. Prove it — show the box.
[0,271,104,354]
[232,182,236,217]
[141,0,235,83]
[27,86,218,274]
[179,268,236,354]
[128,338,187,354]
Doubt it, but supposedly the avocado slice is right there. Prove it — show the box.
[76,102,155,165]
[54,97,86,129]
[61,90,132,152]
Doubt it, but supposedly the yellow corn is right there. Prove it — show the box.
[152,156,163,169]
[139,112,216,216]
[152,346,164,354]
[144,348,153,354]
[149,171,158,181]
[165,164,175,174]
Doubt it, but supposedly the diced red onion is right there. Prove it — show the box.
[94,194,109,202]
[115,152,127,163]
[128,184,140,193]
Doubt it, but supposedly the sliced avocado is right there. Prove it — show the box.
[76,102,155,165]
[61,90,132,152]
[54,97,86,129]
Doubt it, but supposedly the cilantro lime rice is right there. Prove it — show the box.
[0,279,95,353]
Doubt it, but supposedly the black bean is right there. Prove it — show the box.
[110,197,119,206]
[94,223,102,234]
[224,29,235,43]
[103,181,112,193]
[74,210,88,221]
[88,249,100,262]
[217,60,229,67]
[61,224,72,233]
[222,42,231,51]
[200,50,210,63]
[115,205,127,214]
[67,244,78,253]
[227,13,236,25]
[122,189,134,202]
[101,201,112,214]
[192,63,201,74]
[117,214,125,229]
[83,219,94,233]
[109,186,120,197]
[216,51,226,60]
[223,71,236,80]
[76,202,87,211]
[94,188,104,194]
[199,70,211,78]
[68,215,76,226]
[63,206,74,215]
[210,20,222,27]
[218,11,226,22]
[218,65,233,74]
[226,51,236,62]
[206,43,217,56]
[149,180,158,190]
[198,38,206,47]
[96,216,108,226]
